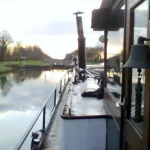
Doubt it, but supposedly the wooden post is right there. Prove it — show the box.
[104,30,108,87]
[75,13,86,69]
[59,80,62,93]
[54,89,57,106]
[42,106,46,130]
[78,37,86,69]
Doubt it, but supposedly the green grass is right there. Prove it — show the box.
[0,60,50,73]
[4,60,50,66]
[0,63,11,73]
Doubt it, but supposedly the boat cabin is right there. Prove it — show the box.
[91,0,150,150]
[59,0,150,150]
[41,0,150,150]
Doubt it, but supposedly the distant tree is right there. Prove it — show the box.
[64,47,104,64]
[86,47,104,63]
[11,43,52,61]
[3,48,11,61]
[0,30,13,61]
[32,45,43,60]
[11,42,24,61]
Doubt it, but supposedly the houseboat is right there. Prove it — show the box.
[15,0,150,150]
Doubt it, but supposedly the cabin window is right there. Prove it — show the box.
[130,0,148,133]
[106,28,124,100]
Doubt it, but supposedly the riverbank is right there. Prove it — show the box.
[0,60,50,74]
[0,64,12,74]
[0,61,104,74]
[0,60,73,74]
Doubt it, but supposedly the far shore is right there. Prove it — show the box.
[0,60,73,74]
[0,60,104,74]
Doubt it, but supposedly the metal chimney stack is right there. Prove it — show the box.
[74,11,86,69]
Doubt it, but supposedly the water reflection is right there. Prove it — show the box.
[13,69,42,84]
[0,75,13,96]
[0,69,65,149]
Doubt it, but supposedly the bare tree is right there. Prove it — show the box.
[0,30,13,61]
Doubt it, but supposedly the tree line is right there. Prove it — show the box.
[0,30,51,61]
[64,46,104,63]
[0,30,104,63]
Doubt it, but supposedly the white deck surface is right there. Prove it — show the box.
[63,78,106,117]
[59,118,106,150]
[41,78,107,150]
[60,78,107,150]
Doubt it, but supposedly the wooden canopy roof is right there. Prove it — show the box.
[91,0,124,31]
[100,0,124,10]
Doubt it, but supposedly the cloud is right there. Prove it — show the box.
[0,0,102,58]
[29,20,77,35]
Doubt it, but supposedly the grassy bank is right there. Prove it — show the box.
[0,60,50,73]
[4,60,50,66]
[0,64,12,73]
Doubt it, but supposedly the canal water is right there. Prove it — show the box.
[0,69,66,150]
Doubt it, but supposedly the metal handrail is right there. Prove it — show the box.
[85,69,95,77]
[14,68,73,150]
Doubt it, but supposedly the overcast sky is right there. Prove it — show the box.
[0,0,103,59]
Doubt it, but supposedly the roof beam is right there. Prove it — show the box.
[100,0,124,11]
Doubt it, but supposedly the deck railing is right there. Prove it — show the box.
[14,69,73,150]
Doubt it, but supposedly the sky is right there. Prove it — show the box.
[0,0,103,59]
